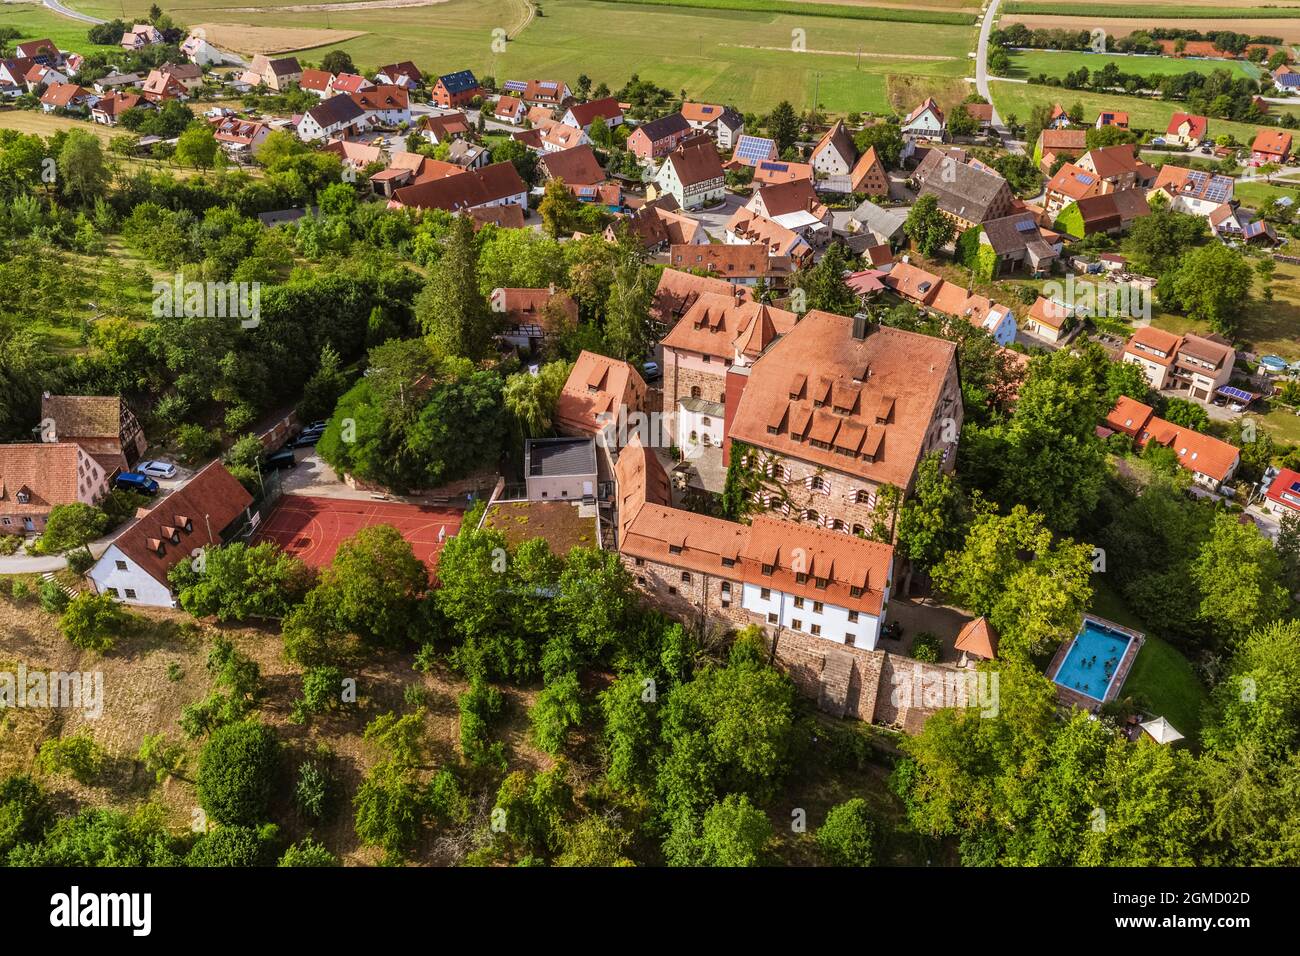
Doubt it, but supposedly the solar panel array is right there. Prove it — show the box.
[503,80,527,92]
[1204,176,1233,203]
[1075,172,1095,185]
[759,161,789,173]
[1014,219,1036,233]
[734,135,776,163]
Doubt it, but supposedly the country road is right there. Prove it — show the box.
[42,0,104,25]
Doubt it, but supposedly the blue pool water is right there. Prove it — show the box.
[1053,620,1132,702]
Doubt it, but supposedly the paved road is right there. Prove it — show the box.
[43,0,104,24]
[974,1,1002,125]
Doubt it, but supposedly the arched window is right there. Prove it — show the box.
[852,524,866,537]
[702,434,712,446]
[690,385,701,399]
[690,431,698,442]
[701,416,711,427]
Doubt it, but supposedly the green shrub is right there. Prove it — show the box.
[459,676,506,768]
[66,547,95,575]
[38,578,70,614]
[60,592,129,652]
[196,720,280,825]
[911,631,942,663]
[37,734,105,785]
[35,503,108,554]
[816,798,876,867]
[174,423,219,463]
[0,535,21,555]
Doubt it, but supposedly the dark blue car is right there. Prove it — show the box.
[114,472,160,495]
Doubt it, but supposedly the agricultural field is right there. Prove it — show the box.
[1001,14,1300,45]
[1004,49,1259,83]
[44,0,978,114]
[1004,2,1300,17]
[989,82,1273,143]
[0,3,121,54]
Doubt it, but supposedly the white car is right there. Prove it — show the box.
[137,460,177,479]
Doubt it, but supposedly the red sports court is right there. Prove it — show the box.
[252,495,464,569]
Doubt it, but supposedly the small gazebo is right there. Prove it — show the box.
[954,616,998,666]
[1140,716,1185,745]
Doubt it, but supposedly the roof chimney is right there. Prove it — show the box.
[851,313,870,340]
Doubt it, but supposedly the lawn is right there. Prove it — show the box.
[57,0,978,114]
[989,82,1271,143]
[1006,49,1257,83]
[1088,580,1208,739]
[1232,179,1300,209]
[0,4,122,55]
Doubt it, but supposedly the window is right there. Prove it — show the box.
[636,576,647,586]
[792,619,802,631]
[107,588,119,598]
[802,510,819,523]
[810,624,821,636]
[761,563,773,576]
[813,601,824,614]
[115,560,127,571]
[721,581,731,594]
[814,578,827,591]
[701,417,711,427]
[767,612,778,624]
[848,610,859,623]
[845,633,856,647]
[634,557,645,567]
[681,571,691,584]
[690,386,701,399]
[1,518,8,526]
[852,524,865,537]
[760,587,771,600]
[809,475,824,491]
[668,586,678,596]
[795,572,807,584]
[124,589,137,599]
[793,596,804,609]
[722,557,735,568]
[849,586,863,598]
[855,489,873,505]
[668,544,683,555]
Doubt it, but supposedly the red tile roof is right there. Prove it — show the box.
[1252,128,1292,157]
[661,292,796,361]
[0,443,96,515]
[555,350,647,439]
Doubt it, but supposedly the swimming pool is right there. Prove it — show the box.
[1052,619,1133,702]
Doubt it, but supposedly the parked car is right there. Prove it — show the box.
[136,459,177,479]
[293,429,324,448]
[262,448,297,470]
[642,360,661,380]
[114,472,159,495]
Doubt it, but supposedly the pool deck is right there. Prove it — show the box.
[1045,614,1145,712]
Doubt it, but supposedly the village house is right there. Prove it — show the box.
[121,23,164,51]
[1047,104,1071,129]
[1074,144,1155,192]
[651,268,752,331]
[1263,467,1300,517]
[0,57,35,92]
[493,95,526,125]
[0,443,109,534]
[516,79,572,107]
[1121,327,1235,401]
[849,198,908,247]
[1023,296,1073,343]
[539,144,606,188]
[900,98,944,141]
[431,70,480,108]
[40,394,147,474]
[539,121,589,153]
[449,141,489,170]
[375,61,423,90]
[329,73,373,96]
[369,151,461,197]
[729,134,778,167]
[1059,188,1151,237]
[213,116,272,157]
[492,286,580,352]
[25,63,67,93]
[296,94,368,142]
[849,147,889,197]
[561,96,624,132]
[87,462,253,607]
[1274,64,1300,93]
[418,110,472,144]
[974,212,1060,277]
[726,310,962,532]
[653,140,725,209]
[1150,165,1234,219]
[883,261,1018,346]
[239,54,302,92]
[555,350,649,449]
[681,101,744,150]
[351,85,411,126]
[180,31,232,67]
[1045,162,1106,217]
[1035,128,1087,175]
[1095,110,1129,129]
[913,149,1015,230]
[1103,396,1239,488]
[90,91,144,126]
[39,83,94,114]
[810,119,857,177]
[158,62,203,93]
[1251,128,1293,165]
[391,161,528,215]
[299,68,334,98]
[611,198,706,252]
[322,139,385,173]
[724,209,812,267]
[140,68,188,103]
[744,179,832,247]
[15,39,63,68]
[660,291,797,450]
[91,71,142,95]
[627,112,693,160]
[668,244,792,288]
[1165,113,1208,148]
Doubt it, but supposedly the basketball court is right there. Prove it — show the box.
[252,495,464,569]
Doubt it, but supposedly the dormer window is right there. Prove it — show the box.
[761,563,774,575]
[668,544,683,555]
[814,577,827,590]
[16,491,29,505]
[795,572,807,584]
[849,586,864,598]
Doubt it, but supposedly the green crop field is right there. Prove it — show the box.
[48,0,977,115]
[989,83,1270,143]
[1006,50,1257,82]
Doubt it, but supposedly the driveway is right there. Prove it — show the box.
[691,193,748,240]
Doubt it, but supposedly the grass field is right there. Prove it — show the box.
[1005,2,1300,16]
[1002,14,1300,44]
[989,82,1270,143]
[1006,49,1258,83]
[43,0,976,113]
[0,4,122,55]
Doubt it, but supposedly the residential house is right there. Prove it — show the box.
[555,350,648,447]
[321,139,385,172]
[977,212,1060,277]
[849,147,889,197]
[181,31,232,67]
[89,91,141,126]
[539,121,589,153]
[87,462,253,607]
[375,62,423,90]
[744,179,832,248]
[418,110,471,144]
[40,82,94,114]
[91,71,142,95]
[752,159,814,185]
[1035,127,1087,174]
[211,116,272,157]
[539,144,605,188]
[0,57,35,91]
[913,149,1015,230]
[660,292,797,450]
[492,286,579,351]
[296,94,368,142]
[493,95,526,125]
[1150,165,1234,218]
[730,134,778,167]
[449,140,489,170]
[883,262,1018,346]
[849,198,908,247]
[25,63,67,92]
[16,39,62,67]
[519,79,571,107]
[654,140,725,209]
[391,161,528,214]
[299,68,334,98]
[1263,467,1300,517]
[432,70,480,108]
[1059,188,1151,237]
[157,63,203,93]
[963,101,995,134]
[681,102,744,149]
[900,98,944,140]
[1122,328,1235,400]
[810,119,857,177]
[1048,104,1071,129]
[121,23,164,51]
[668,244,793,288]
[1103,396,1239,488]
[140,69,187,103]
[651,268,753,330]
[727,310,963,531]
[1095,111,1129,129]
[369,151,461,197]
[40,394,147,474]
[1251,128,1293,165]
[239,54,302,91]
[1023,296,1073,343]
[351,85,411,126]
[1165,112,1208,148]
[561,96,624,132]
[523,437,597,502]
[0,444,110,535]
[724,208,813,265]
[1074,144,1155,191]
[611,200,706,252]
[329,73,373,96]
[1045,162,1106,217]
[627,112,693,160]
[1274,66,1300,93]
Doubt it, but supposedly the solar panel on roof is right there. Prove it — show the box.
[1075,173,1094,185]
[762,162,789,172]
[1014,219,1036,232]
[1291,481,1300,493]
[504,80,526,91]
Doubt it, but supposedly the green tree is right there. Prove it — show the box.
[502,360,571,438]
[196,720,280,826]
[540,177,582,237]
[415,215,495,360]
[278,836,340,866]
[170,541,314,622]
[816,798,876,866]
[791,241,858,315]
[1170,243,1252,335]
[174,123,219,169]
[672,793,772,867]
[36,502,108,553]
[767,101,800,153]
[904,193,955,257]
[59,592,128,652]
[0,774,52,859]
[896,451,966,571]
[1191,513,1289,647]
[57,130,110,206]
[1161,397,1210,432]
[530,671,583,755]
[322,525,428,646]
[853,121,904,168]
